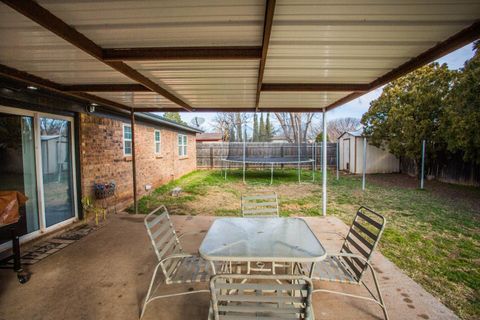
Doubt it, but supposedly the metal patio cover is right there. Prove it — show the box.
[0,0,479,113]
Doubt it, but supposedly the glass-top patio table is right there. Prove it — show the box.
[199,217,326,274]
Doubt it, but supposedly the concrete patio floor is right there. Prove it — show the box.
[0,213,457,320]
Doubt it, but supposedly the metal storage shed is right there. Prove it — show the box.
[339,129,400,174]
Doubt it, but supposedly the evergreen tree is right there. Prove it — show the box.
[235,113,243,142]
[163,112,186,125]
[362,63,456,174]
[253,113,259,142]
[442,41,480,163]
[259,113,265,141]
[265,113,273,142]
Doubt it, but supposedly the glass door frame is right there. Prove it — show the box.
[0,105,78,243]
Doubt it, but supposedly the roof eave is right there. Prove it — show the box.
[137,112,203,134]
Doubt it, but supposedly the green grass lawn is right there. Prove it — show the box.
[129,169,480,320]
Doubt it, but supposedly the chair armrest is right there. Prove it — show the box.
[177,231,203,240]
[327,252,369,264]
[159,253,195,265]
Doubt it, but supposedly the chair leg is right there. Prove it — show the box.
[140,262,163,318]
[140,262,210,319]
[311,262,389,320]
[366,262,389,320]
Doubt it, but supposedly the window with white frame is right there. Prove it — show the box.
[178,134,187,157]
[123,124,132,156]
[154,130,161,155]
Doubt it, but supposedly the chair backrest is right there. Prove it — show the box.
[241,193,279,218]
[210,274,313,320]
[340,206,386,282]
[144,205,184,263]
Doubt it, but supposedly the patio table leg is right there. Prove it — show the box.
[309,262,316,278]
[209,260,218,275]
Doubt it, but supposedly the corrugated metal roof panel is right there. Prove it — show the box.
[127,60,259,108]
[273,0,480,22]
[259,92,352,109]
[0,3,133,85]
[39,0,265,47]
[265,0,479,85]
[91,92,179,109]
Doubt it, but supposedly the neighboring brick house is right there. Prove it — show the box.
[196,132,223,143]
[79,112,200,210]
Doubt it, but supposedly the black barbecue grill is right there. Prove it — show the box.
[0,192,30,283]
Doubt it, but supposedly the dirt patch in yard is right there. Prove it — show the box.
[367,173,480,214]
[244,183,320,200]
[183,186,239,215]
[183,182,321,215]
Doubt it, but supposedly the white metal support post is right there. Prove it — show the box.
[362,137,367,191]
[420,139,426,189]
[311,143,315,182]
[297,122,301,183]
[336,138,339,180]
[322,108,327,216]
[242,124,246,184]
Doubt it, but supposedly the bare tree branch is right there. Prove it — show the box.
[273,112,317,143]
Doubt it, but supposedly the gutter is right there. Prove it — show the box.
[137,112,203,134]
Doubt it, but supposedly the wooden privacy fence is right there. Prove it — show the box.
[401,156,480,187]
[197,142,337,169]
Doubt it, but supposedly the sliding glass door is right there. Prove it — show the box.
[0,113,39,237]
[40,117,75,227]
[0,107,77,243]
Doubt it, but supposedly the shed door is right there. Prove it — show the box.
[343,138,350,171]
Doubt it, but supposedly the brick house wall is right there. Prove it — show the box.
[79,113,197,210]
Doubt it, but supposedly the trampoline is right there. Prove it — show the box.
[221,141,315,184]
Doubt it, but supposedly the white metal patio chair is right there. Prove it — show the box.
[208,274,315,320]
[295,206,389,320]
[241,193,285,274]
[241,193,279,218]
[140,205,220,318]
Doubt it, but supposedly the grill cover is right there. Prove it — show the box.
[0,191,28,226]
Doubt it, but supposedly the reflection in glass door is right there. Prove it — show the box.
[0,113,39,236]
[40,117,75,227]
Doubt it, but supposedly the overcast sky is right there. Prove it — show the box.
[170,42,475,131]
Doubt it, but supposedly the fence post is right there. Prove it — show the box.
[420,139,426,189]
[210,146,213,169]
[281,145,284,169]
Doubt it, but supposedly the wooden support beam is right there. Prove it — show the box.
[63,84,149,92]
[324,92,365,111]
[255,0,276,110]
[103,46,262,61]
[261,83,370,92]
[106,61,193,111]
[72,92,132,111]
[326,21,480,111]
[0,64,63,91]
[0,64,133,112]
[1,0,193,111]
